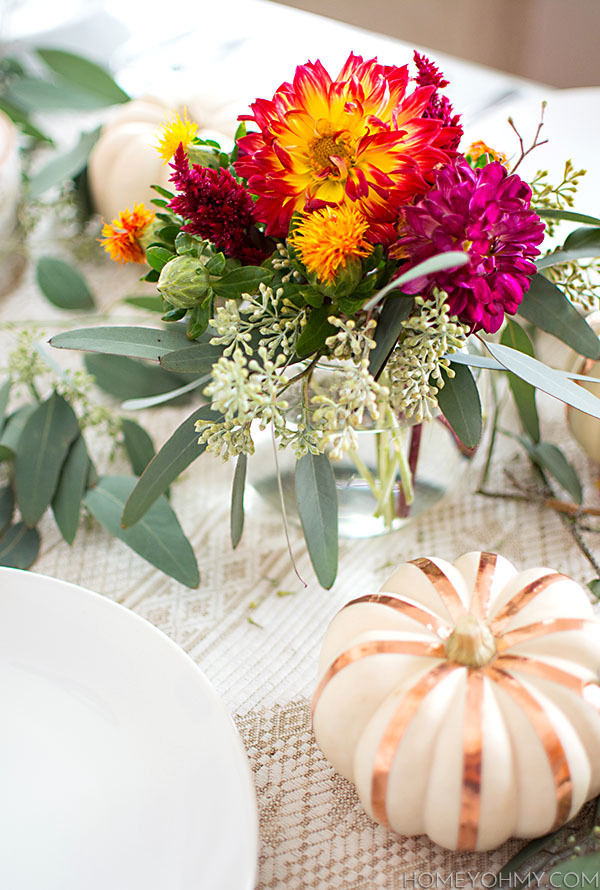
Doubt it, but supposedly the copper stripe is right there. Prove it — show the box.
[409,557,466,623]
[497,617,592,653]
[486,664,572,829]
[497,654,588,695]
[457,670,485,850]
[490,573,569,634]
[312,639,445,718]
[371,662,458,826]
[344,593,452,638]
[470,552,498,621]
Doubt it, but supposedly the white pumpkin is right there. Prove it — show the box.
[566,311,600,462]
[313,551,600,851]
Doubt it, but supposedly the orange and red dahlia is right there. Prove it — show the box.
[234,53,460,239]
[100,203,154,264]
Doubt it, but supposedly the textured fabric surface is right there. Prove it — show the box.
[2,225,600,889]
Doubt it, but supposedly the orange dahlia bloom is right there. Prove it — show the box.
[100,203,155,264]
[235,53,459,239]
[290,204,373,284]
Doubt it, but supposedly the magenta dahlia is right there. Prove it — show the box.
[393,159,545,333]
[168,144,267,265]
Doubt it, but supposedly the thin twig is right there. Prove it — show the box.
[509,102,549,175]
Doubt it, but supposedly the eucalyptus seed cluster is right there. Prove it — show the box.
[386,290,469,422]
[547,258,600,311]
[325,317,377,360]
[530,160,585,236]
[271,242,303,284]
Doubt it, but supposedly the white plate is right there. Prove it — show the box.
[0,568,258,890]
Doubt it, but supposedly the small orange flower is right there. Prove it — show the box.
[467,140,509,168]
[100,203,155,264]
[289,204,373,284]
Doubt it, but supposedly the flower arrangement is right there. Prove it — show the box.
[53,51,600,587]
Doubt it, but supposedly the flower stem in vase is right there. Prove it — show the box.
[396,423,422,518]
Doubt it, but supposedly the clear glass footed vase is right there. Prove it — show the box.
[249,394,481,539]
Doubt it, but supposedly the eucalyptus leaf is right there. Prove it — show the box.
[534,208,600,226]
[6,77,111,112]
[0,96,51,142]
[368,296,414,378]
[549,854,600,886]
[122,405,224,527]
[483,341,600,419]
[121,419,155,476]
[51,325,193,361]
[587,579,600,599]
[36,256,95,310]
[296,306,337,358]
[364,251,469,310]
[15,392,80,527]
[230,453,247,549]
[159,342,223,374]
[212,266,272,299]
[29,127,100,198]
[501,319,540,442]
[521,439,583,504]
[0,522,40,569]
[120,375,208,411]
[437,363,482,448]
[495,829,562,889]
[518,274,600,359]
[51,434,91,544]
[0,404,37,460]
[0,379,11,432]
[449,349,600,383]
[537,226,600,269]
[295,452,338,589]
[84,354,190,401]
[38,48,129,104]
[85,476,199,588]
[0,486,14,535]
[124,295,164,312]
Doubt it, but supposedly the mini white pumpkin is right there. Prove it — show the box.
[313,552,600,851]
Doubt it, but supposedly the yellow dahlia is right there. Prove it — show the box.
[289,204,373,284]
[155,108,198,164]
[235,53,459,239]
[100,203,154,264]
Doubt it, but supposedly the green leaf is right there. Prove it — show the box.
[36,257,95,310]
[295,452,338,589]
[0,486,14,535]
[187,302,212,340]
[29,128,100,198]
[518,273,600,359]
[51,434,91,544]
[84,476,199,588]
[15,392,80,527]
[120,376,208,411]
[0,379,11,432]
[501,319,540,442]
[364,251,469,310]
[483,340,600,419]
[121,419,155,476]
[212,266,273,299]
[0,404,37,461]
[0,522,40,569]
[537,226,600,269]
[437,363,482,448]
[296,306,337,358]
[549,853,600,887]
[495,829,561,889]
[534,208,600,226]
[51,325,193,361]
[124,295,164,312]
[0,96,51,142]
[151,184,174,199]
[84,354,190,402]
[145,246,174,273]
[37,49,129,105]
[587,579,600,599]
[159,342,223,374]
[6,77,111,112]
[521,439,583,504]
[368,296,414,378]
[230,453,247,549]
[122,405,223,527]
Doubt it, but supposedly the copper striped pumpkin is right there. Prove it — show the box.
[312,552,600,851]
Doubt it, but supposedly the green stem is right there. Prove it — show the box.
[347,446,379,498]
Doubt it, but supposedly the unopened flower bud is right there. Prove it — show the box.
[157,255,211,308]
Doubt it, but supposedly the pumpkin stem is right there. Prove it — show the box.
[445,614,497,667]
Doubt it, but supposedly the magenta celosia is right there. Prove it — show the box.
[393,159,545,333]
[413,51,462,150]
[168,144,267,265]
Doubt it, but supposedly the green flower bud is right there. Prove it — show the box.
[157,255,211,308]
